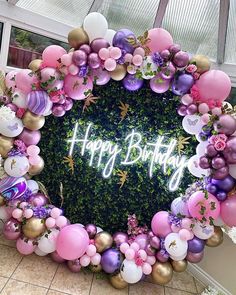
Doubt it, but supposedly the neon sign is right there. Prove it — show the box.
[67,123,189,191]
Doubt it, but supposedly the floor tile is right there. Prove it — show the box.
[1,279,47,295]
[90,276,128,295]
[0,277,8,291]
[129,281,164,295]
[0,233,16,248]
[50,264,92,295]
[165,287,197,295]
[194,278,206,293]
[0,245,22,277]
[166,271,198,293]
[47,290,69,295]
[12,254,58,288]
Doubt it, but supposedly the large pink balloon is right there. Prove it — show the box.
[196,70,231,103]
[64,74,93,100]
[56,224,89,260]
[15,69,38,94]
[18,129,41,146]
[147,28,173,54]
[5,70,18,90]
[42,45,67,68]
[187,191,220,221]
[151,211,172,238]
[220,196,236,227]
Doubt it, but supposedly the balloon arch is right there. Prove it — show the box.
[0,12,235,288]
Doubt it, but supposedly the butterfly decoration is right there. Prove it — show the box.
[58,182,64,208]
[82,94,99,113]
[10,159,16,170]
[119,101,129,121]
[63,156,75,175]
[7,123,18,131]
[126,30,151,55]
[193,160,199,168]
[222,103,236,117]
[177,136,191,154]
[117,170,128,188]
[202,226,212,235]
[228,186,236,197]
[187,118,198,126]
[37,181,51,203]
[73,80,80,90]
[168,240,177,249]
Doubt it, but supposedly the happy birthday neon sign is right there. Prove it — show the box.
[67,123,189,191]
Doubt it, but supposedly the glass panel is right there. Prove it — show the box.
[7,26,69,69]
[0,22,3,53]
[17,0,94,27]
[225,0,236,63]
[162,0,220,60]
[99,0,160,35]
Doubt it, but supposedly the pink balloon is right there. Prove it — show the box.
[196,70,231,103]
[220,196,236,227]
[5,70,18,90]
[151,211,172,238]
[186,251,204,263]
[42,45,67,68]
[98,48,110,60]
[23,208,34,219]
[150,74,170,93]
[40,67,63,90]
[125,248,136,260]
[120,242,130,253]
[86,244,97,257]
[64,74,93,100]
[3,218,21,240]
[50,208,61,219]
[29,155,41,165]
[132,54,143,66]
[46,217,56,229]
[15,69,38,94]
[130,242,140,251]
[90,68,111,85]
[55,216,67,228]
[50,251,66,263]
[90,253,101,265]
[61,53,73,66]
[104,58,117,71]
[146,255,156,265]
[16,238,36,255]
[142,262,152,275]
[147,28,173,54]
[109,47,122,59]
[56,224,89,260]
[181,218,192,230]
[27,145,40,156]
[179,229,192,241]
[198,103,209,114]
[135,234,148,250]
[80,254,91,267]
[187,191,220,221]
[18,129,41,146]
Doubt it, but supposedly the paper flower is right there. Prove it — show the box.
[0,105,15,121]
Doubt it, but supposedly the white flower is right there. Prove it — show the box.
[226,227,236,244]
[201,286,223,295]
[0,106,15,121]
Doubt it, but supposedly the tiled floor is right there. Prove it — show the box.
[0,233,206,295]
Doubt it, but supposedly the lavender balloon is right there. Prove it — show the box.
[150,74,170,93]
[199,156,211,169]
[177,104,187,116]
[113,29,136,53]
[85,224,97,239]
[88,53,101,69]
[79,44,91,55]
[223,136,236,164]
[188,237,205,253]
[206,144,218,158]
[172,73,194,96]
[29,193,48,207]
[63,98,73,111]
[186,251,204,263]
[173,51,189,67]
[135,234,148,250]
[101,248,122,274]
[212,157,226,169]
[146,244,156,256]
[3,218,21,240]
[187,103,198,115]
[91,68,110,86]
[67,259,81,272]
[150,236,160,249]
[123,74,144,91]
[50,251,66,263]
[212,166,229,180]
[156,250,169,262]
[171,197,191,217]
[72,50,87,66]
[214,115,236,136]
[160,62,175,80]
[113,232,128,247]
[90,38,109,53]
[211,176,235,192]
[18,129,41,146]
[216,191,227,201]
[27,91,52,116]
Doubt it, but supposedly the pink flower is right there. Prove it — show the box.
[16,108,26,118]
[186,64,197,73]
[135,257,144,266]
[214,139,226,151]
[209,134,228,144]
[193,72,200,80]
[14,139,26,152]
[190,85,201,102]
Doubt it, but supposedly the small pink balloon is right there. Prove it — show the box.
[52,105,66,117]
[80,254,91,267]
[29,193,48,207]
[86,244,97,257]
[68,64,79,75]
[198,103,209,114]
[146,255,156,265]
[186,251,204,263]
[201,113,210,124]
[138,249,147,261]
[56,216,67,228]
[179,229,191,241]
[16,238,36,255]
[150,74,170,93]
[151,211,172,238]
[99,48,110,60]
[104,58,117,71]
[181,94,193,105]
[50,251,66,263]
[181,218,192,230]
[120,242,130,253]
[61,53,73,66]
[27,145,40,156]
[29,155,41,165]
[132,54,143,66]
[212,107,222,116]
[15,69,38,94]
[147,28,173,54]
[135,234,148,250]
[42,45,67,68]
[23,208,33,219]
[124,53,133,63]
[171,224,180,233]
[51,208,61,219]
[19,202,28,209]
[46,217,56,229]
[125,248,136,260]
[142,262,152,275]
[12,208,23,219]
[90,253,101,265]
[67,259,81,272]
[130,242,140,251]
[3,218,21,240]
[109,47,122,59]
[133,47,145,57]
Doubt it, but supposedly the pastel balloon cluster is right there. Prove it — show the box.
[79,244,101,267]
[99,46,122,71]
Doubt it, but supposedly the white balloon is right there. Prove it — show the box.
[187,155,209,178]
[192,220,214,240]
[120,259,143,284]
[0,206,10,221]
[96,226,103,233]
[83,12,108,41]
[0,117,24,137]
[38,229,59,254]
[34,246,47,256]
[170,252,187,261]
[229,164,236,179]
[182,115,204,135]
[164,233,188,257]
[195,133,204,142]
[140,56,157,79]
[213,216,224,227]
[12,89,27,108]
[4,156,29,177]
[196,141,209,157]
[26,180,39,194]
[104,29,116,45]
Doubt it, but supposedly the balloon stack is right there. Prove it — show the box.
[0,10,235,290]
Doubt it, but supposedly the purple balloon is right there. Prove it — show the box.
[147,230,155,239]
[160,49,171,61]
[187,103,198,115]
[79,44,91,55]
[52,105,66,117]
[171,197,191,217]
[113,29,136,53]
[160,62,176,80]
[150,75,170,93]
[205,144,218,158]
[172,73,194,96]
[101,248,122,274]
[186,251,204,263]
[216,191,227,201]
[67,259,81,272]
[3,218,21,240]
[177,105,187,116]
[223,136,236,164]
[206,183,218,195]
[91,68,110,86]
[63,98,73,111]
[211,175,235,192]
[29,193,48,207]
[135,234,148,250]
[169,44,181,54]
[212,157,226,169]
[27,91,51,115]
[188,237,205,253]
[150,236,160,249]
[173,51,189,67]
[88,53,101,69]
[85,224,97,239]
[18,129,41,146]
[123,74,144,91]
[90,38,109,53]
[113,232,128,247]
[214,115,236,136]
[72,50,87,66]
[199,156,211,169]
[146,244,156,256]
[50,251,66,263]
[212,166,229,180]
[156,250,169,262]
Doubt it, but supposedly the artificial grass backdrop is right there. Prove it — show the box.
[37,80,196,232]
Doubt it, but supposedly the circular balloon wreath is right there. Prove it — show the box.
[0,12,235,288]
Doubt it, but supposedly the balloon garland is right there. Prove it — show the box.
[0,12,235,288]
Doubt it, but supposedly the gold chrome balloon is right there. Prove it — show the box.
[110,64,127,81]
[90,264,102,273]
[206,226,223,247]
[151,262,173,285]
[0,195,5,206]
[68,28,89,49]
[22,217,46,239]
[22,111,45,131]
[171,259,188,273]
[28,59,43,72]
[28,156,45,176]
[109,272,128,289]
[190,55,211,74]
[94,231,113,253]
[0,135,14,158]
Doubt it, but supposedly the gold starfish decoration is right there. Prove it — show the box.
[82,94,99,113]
[117,170,128,188]
[177,136,191,154]
[63,156,75,175]
[119,101,129,121]
[73,80,80,90]
[11,159,16,170]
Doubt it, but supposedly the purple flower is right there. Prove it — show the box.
[168,213,182,227]
[14,139,27,153]
[117,50,126,64]
[22,188,33,201]
[33,206,51,219]
[152,52,164,66]
[8,149,26,157]
[78,66,88,77]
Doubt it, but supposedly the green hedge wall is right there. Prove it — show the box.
[37,80,196,232]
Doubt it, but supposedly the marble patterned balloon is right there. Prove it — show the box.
[1,177,27,200]
[27,91,52,116]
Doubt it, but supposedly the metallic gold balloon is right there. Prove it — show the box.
[206,226,223,247]
[90,264,102,273]
[28,156,44,176]
[28,59,43,72]
[109,272,128,289]
[22,111,45,131]
[171,259,188,273]
[0,135,14,158]
[68,28,89,49]
[151,262,173,285]
[190,55,211,74]
[110,64,127,81]
[94,231,113,253]
[0,195,6,206]
[22,217,46,239]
